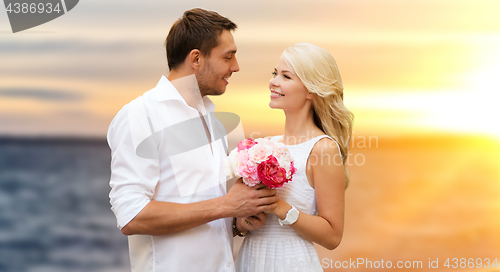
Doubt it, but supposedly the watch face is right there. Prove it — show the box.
[289,208,299,222]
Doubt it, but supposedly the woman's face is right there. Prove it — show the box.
[269,57,311,111]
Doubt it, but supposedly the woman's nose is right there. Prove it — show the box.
[269,76,279,87]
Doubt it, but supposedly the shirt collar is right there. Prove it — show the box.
[153,75,184,102]
[153,75,216,113]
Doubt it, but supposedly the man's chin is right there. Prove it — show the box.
[205,88,226,96]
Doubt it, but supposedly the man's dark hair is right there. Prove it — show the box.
[165,8,237,71]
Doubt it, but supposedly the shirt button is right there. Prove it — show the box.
[226,261,231,267]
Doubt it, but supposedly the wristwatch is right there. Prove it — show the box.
[278,206,299,226]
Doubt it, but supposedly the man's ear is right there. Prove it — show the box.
[188,49,201,70]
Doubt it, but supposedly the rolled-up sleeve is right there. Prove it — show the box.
[107,104,160,229]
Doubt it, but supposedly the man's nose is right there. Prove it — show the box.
[231,57,240,73]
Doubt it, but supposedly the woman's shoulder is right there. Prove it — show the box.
[315,135,338,146]
[311,136,341,158]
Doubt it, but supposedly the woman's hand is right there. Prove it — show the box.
[236,212,268,233]
[264,199,292,220]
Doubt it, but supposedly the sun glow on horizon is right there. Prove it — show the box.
[344,42,500,139]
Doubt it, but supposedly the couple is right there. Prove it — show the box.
[107,8,353,272]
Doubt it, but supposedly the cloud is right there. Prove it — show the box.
[0,40,148,55]
[0,88,84,102]
[0,39,165,81]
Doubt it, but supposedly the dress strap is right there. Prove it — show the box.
[308,135,343,163]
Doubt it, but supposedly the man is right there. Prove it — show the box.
[107,8,279,272]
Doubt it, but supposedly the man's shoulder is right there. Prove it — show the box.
[130,86,159,108]
[115,85,159,116]
[107,85,162,147]
[108,84,161,131]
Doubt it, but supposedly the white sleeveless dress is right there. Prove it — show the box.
[235,135,340,272]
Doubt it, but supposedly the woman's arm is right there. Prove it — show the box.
[267,138,345,250]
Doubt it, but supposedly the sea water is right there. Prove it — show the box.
[0,138,129,272]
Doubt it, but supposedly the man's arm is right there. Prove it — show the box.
[121,180,278,236]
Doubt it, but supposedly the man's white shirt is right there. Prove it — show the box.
[107,76,235,272]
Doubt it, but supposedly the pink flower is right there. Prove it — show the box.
[236,150,259,185]
[228,137,296,188]
[257,156,289,188]
[243,176,260,187]
[290,161,297,176]
[248,144,271,163]
[237,138,257,151]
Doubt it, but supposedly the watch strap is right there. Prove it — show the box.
[278,206,299,226]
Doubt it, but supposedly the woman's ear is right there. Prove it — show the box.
[306,92,314,100]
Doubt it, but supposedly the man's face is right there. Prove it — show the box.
[197,30,240,96]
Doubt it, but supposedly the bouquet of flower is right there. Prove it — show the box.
[226,138,296,188]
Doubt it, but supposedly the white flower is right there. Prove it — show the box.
[227,147,240,178]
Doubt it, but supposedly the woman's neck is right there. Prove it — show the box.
[283,107,324,145]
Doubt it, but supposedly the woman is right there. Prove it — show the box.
[235,43,354,271]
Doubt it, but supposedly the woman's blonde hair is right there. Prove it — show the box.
[282,43,354,188]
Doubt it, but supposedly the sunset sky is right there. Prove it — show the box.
[1,0,500,139]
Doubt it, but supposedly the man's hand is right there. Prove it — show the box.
[223,178,280,218]
[236,212,268,233]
